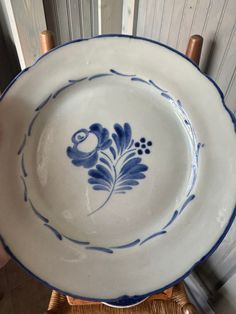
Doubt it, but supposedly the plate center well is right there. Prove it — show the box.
[25,74,194,246]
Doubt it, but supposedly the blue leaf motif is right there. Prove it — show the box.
[112,133,120,155]
[124,152,136,162]
[110,146,116,159]
[119,173,146,181]
[93,185,110,191]
[88,169,112,184]
[100,157,112,170]
[96,164,113,183]
[88,178,112,189]
[124,123,132,149]
[120,157,142,175]
[115,186,133,192]
[118,180,139,186]
[128,164,148,174]
[115,161,147,193]
[114,123,125,153]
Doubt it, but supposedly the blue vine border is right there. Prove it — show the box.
[17,69,203,254]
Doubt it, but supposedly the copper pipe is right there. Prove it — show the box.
[185,34,203,65]
[40,30,55,54]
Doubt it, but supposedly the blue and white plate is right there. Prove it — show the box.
[0,35,235,306]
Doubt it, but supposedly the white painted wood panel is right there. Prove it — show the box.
[217,24,236,104]
[2,0,46,68]
[136,0,236,112]
[43,0,99,44]
[206,0,236,80]
[91,0,99,36]
[176,0,198,52]
[100,0,123,34]
[165,0,186,48]
[190,0,211,36]
[122,0,135,35]
[143,0,157,38]
[136,0,148,36]
[151,0,165,41]
[200,0,226,71]
[158,0,175,43]
[54,0,70,43]
[81,0,93,37]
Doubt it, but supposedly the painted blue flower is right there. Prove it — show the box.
[67,123,112,168]
[67,122,151,216]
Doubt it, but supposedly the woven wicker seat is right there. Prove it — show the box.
[45,283,196,314]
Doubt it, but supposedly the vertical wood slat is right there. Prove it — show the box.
[97,0,102,35]
[203,0,236,79]
[132,0,140,36]
[122,0,135,35]
[206,0,236,80]
[166,0,187,48]
[135,0,147,36]
[43,0,99,44]
[151,0,165,40]
[67,1,82,40]
[216,23,236,95]
[143,0,157,38]
[3,0,46,68]
[136,0,236,113]
[80,0,91,37]
[55,0,70,43]
[190,0,211,36]
[43,0,61,45]
[200,0,227,71]
[158,0,175,43]
[176,0,199,52]
[100,0,123,34]
[91,0,99,36]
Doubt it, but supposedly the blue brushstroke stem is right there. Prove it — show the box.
[17,68,202,254]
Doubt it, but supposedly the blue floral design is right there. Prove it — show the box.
[67,123,112,168]
[17,69,201,252]
[67,122,151,215]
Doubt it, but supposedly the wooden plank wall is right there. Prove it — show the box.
[100,0,123,34]
[2,0,47,68]
[43,0,99,45]
[136,0,236,113]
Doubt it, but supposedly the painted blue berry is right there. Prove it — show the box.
[141,144,146,149]
[135,142,140,148]
[147,141,152,146]
[138,149,143,155]
[140,137,146,143]
[145,149,150,154]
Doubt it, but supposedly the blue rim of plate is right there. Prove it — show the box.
[0,34,235,306]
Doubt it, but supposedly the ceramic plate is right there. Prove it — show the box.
[0,35,235,305]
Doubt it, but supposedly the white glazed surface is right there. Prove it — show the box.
[0,36,235,301]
